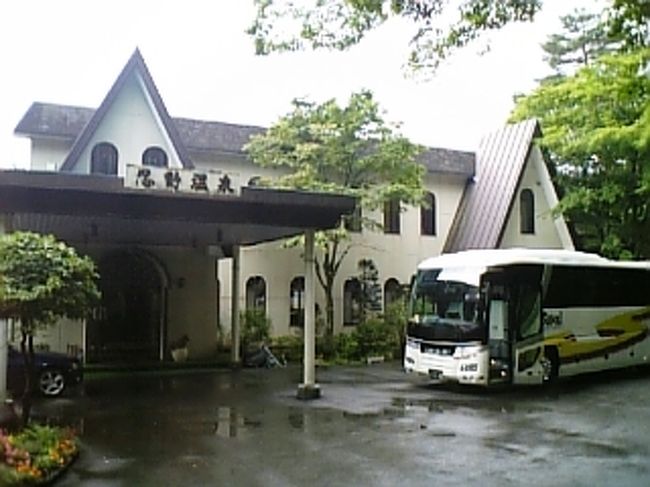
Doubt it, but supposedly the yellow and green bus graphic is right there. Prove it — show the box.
[545,308,650,364]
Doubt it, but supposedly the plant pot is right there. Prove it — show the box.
[171,347,189,362]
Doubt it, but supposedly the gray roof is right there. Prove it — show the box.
[444,119,540,253]
[16,106,475,176]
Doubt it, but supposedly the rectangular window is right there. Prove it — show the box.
[384,199,400,234]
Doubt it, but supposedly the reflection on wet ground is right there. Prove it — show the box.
[31,363,650,486]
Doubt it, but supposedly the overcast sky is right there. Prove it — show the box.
[0,0,596,169]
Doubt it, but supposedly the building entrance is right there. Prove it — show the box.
[87,250,166,363]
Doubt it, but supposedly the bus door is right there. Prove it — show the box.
[485,277,513,385]
[509,266,544,385]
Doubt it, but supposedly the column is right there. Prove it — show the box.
[298,230,320,399]
[230,245,241,366]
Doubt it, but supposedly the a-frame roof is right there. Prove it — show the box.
[60,48,193,171]
[444,119,540,252]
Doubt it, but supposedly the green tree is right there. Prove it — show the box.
[357,258,382,322]
[244,90,425,335]
[249,1,650,72]
[0,232,99,424]
[608,0,650,50]
[248,0,541,71]
[511,49,650,258]
[541,8,615,77]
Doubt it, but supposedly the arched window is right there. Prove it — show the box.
[520,188,535,234]
[246,276,266,312]
[421,192,436,236]
[91,142,118,175]
[384,278,403,310]
[289,277,305,327]
[383,198,400,234]
[343,278,362,326]
[142,146,168,168]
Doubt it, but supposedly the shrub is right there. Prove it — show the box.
[271,335,303,363]
[240,309,271,349]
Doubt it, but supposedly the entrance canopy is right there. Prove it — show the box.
[0,170,355,248]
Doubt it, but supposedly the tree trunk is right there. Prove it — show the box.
[20,327,34,426]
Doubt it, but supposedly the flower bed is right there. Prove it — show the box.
[0,425,78,486]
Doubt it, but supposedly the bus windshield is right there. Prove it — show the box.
[409,268,485,341]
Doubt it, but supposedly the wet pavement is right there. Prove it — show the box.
[31,363,650,486]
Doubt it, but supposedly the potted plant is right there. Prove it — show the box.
[169,335,189,362]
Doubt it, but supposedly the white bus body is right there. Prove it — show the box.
[404,249,650,386]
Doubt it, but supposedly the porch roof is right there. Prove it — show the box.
[0,170,355,248]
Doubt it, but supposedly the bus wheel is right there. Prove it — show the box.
[541,347,559,384]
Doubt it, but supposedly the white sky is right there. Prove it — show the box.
[0,0,596,169]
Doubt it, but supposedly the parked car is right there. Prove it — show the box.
[7,347,83,397]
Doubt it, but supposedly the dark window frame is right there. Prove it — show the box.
[245,276,267,312]
[384,278,402,310]
[289,276,305,327]
[421,192,436,236]
[384,198,401,234]
[142,146,169,168]
[343,278,362,326]
[520,188,535,234]
[90,142,118,175]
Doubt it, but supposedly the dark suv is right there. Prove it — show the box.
[7,347,83,397]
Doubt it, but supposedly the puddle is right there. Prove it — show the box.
[212,406,261,438]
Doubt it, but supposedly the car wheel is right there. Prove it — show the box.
[39,369,66,397]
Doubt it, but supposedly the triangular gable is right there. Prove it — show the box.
[60,48,193,171]
[444,119,539,252]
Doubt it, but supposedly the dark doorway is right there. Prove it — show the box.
[88,250,166,363]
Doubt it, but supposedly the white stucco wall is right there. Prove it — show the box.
[69,72,183,175]
[30,138,72,171]
[207,154,469,336]
[499,146,573,250]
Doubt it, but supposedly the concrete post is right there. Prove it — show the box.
[298,230,320,399]
[230,245,241,366]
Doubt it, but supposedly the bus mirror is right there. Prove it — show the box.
[489,300,507,340]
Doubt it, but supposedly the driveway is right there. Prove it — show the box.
[32,363,650,486]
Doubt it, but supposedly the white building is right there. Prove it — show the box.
[4,49,573,364]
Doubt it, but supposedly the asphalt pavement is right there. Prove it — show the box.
[31,362,650,487]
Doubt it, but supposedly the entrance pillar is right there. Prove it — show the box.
[298,230,320,399]
[230,245,241,366]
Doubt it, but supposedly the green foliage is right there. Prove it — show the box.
[271,335,304,362]
[0,232,99,331]
[357,258,382,321]
[248,0,541,71]
[383,299,408,349]
[245,90,424,335]
[541,7,615,76]
[608,0,650,50]
[322,301,406,361]
[240,309,272,347]
[0,425,78,485]
[511,49,650,258]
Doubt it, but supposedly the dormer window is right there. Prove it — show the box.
[520,188,535,234]
[142,146,168,168]
[91,142,118,175]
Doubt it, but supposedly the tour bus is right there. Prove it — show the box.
[404,248,650,386]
